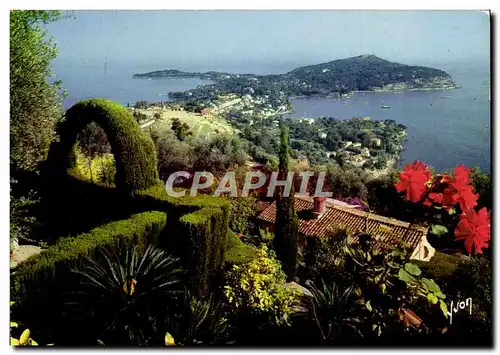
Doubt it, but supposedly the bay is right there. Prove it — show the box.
[284,64,491,173]
[53,60,490,174]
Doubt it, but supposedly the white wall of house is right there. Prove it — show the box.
[410,236,436,262]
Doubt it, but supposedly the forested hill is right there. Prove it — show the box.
[282,54,457,92]
[133,54,458,98]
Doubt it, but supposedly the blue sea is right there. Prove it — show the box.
[54,60,491,174]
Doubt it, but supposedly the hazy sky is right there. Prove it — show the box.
[46,10,490,73]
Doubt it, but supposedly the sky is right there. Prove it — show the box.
[46,10,490,74]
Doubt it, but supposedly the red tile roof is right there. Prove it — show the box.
[257,196,427,252]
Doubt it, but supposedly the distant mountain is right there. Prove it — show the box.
[133,55,458,100]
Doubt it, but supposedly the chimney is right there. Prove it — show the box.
[312,196,328,219]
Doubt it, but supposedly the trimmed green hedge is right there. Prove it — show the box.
[40,99,233,298]
[46,99,159,193]
[11,211,167,304]
[415,251,462,280]
[224,231,258,265]
[136,184,231,297]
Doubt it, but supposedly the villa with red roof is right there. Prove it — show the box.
[257,196,435,262]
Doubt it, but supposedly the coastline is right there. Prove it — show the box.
[289,86,459,100]
[368,157,397,179]
[287,85,460,103]
[354,86,460,93]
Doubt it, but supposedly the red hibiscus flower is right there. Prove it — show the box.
[395,161,432,203]
[442,165,478,212]
[423,192,444,207]
[453,165,472,185]
[454,207,491,254]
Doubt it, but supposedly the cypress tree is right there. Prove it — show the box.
[274,123,299,281]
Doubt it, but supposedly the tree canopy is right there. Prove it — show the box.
[10,10,65,174]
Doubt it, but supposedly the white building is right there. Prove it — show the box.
[361,147,371,158]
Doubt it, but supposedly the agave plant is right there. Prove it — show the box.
[66,244,183,345]
[172,292,231,345]
[305,279,362,343]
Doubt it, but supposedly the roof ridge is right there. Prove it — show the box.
[295,195,314,202]
[257,197,428,237]
[331,204,413,228]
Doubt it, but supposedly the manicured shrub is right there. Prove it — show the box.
[448,255,492,329]
[10,211,167,344]
[11,211,167,304]
[414,251,462,281]
[422,255,492,344]
[224,231,258,265]
[46,99,159,194]
[136,185,231,297]
[41,98,233,298]
[180,206,229,296]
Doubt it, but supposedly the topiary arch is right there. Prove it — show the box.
[46,98,159,193]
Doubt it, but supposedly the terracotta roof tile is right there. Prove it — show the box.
[257,197,428,253]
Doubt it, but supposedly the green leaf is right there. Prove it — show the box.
[366,300,373,312]
[398,269,414,283]
[421,278,441,293]
[435,291,446,299]
[427,293,438,304]
[390,249,404,257]
[440,300,449,318]
[430,224,448,237]
[10,322,18,328]
[448,207,457,215]
[386,261,400,269]
[404,263,422,276]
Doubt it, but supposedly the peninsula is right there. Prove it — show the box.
[131,55,457,173]
[133,54,458,102]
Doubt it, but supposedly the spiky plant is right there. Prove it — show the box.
[66,244,183,346]
[305,279,362,343]
[167,292,230,345]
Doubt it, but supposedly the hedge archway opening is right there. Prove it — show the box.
[46,98,159,193]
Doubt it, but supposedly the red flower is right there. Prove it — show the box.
[453,165,472,185]
[423,192,444,207]
[454,207,491,254]
[442,165,478,212]
[395,161,432,203]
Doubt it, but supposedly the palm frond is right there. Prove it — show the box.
[66,243,183,345]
